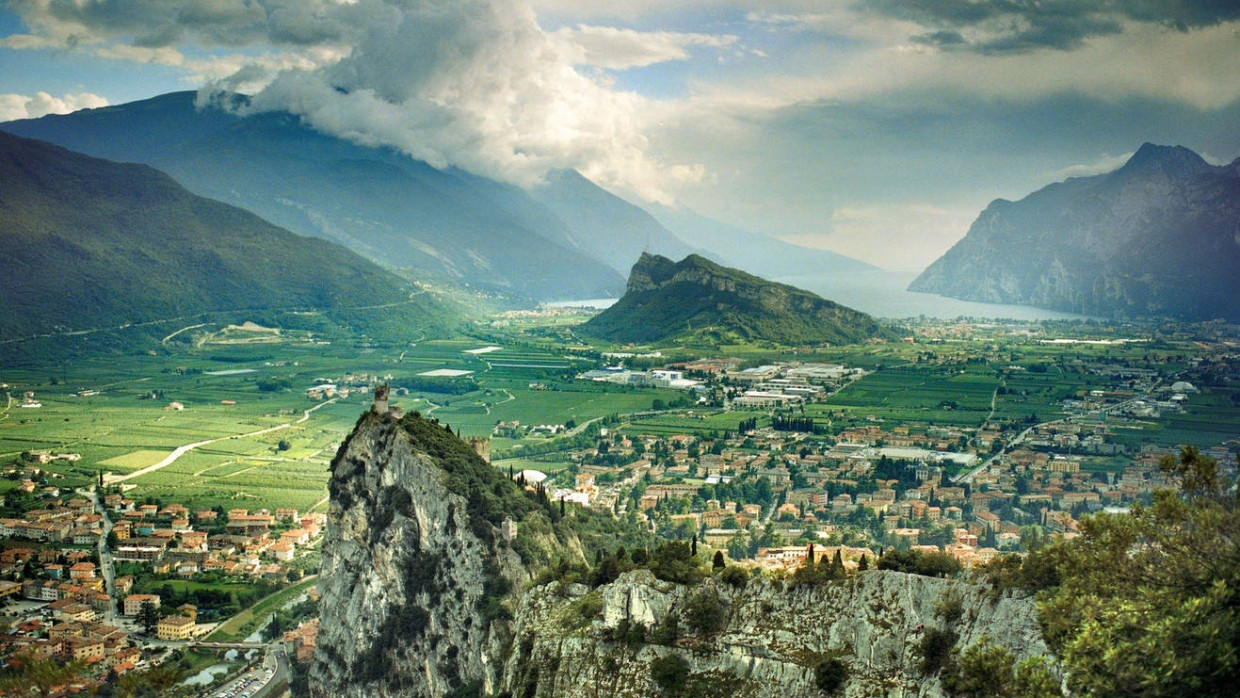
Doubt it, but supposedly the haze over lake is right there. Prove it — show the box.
[550,271,1088,321]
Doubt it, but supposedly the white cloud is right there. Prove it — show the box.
[552,25,736,70]
[224,1,684,201]
[1050,152,1136,180]
[0,92,110,122]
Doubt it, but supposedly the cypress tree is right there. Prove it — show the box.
[713,550,726,569]
[859,554,869,571]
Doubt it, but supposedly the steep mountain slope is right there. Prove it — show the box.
[2,92,625,300]
[527,170,698,274]
[0,131,450,339]
[579,253,891,345]
[909,144,1240,321]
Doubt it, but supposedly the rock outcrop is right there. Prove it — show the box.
[311,411,568,698]
[501,570,1050,697]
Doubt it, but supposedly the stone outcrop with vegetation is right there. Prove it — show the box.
[580,253,892,346]
[311,411,580,698]
[501,568,1051,698]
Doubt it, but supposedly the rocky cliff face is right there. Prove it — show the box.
[910,144,1240,321]
[501,570,1051,698]
[312,411,563,698]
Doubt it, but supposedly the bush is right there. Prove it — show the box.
[916,627,959,675]
[682,588,725,634]
[877,549,962,578]
[814,655,849,694]
[719,565,749,589]
[650,653,690,695]
[650,541,704,585]
[934,589,965,625]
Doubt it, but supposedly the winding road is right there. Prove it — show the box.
[105,399,338,484]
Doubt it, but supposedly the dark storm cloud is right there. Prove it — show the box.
[867,0,1240,53]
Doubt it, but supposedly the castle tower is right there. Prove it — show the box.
[373,383,389,415]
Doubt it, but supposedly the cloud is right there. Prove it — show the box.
[863,0,1240,53]
[553,25,736,70]
[1050,151,1137,179]
[4,0,695,200]
[224,1,681,201]
[0,91,109,121]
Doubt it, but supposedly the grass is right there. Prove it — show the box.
[205,576,318,643]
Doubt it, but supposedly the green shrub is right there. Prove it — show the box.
[650,541,704,585]
[650,654,690,695]
[719,565,749,589]
[682,588,725,634]
[813,655,849,694]
[916,627,959,675]
[934,589,965,625]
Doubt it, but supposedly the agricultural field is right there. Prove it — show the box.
[3,316,1237,516]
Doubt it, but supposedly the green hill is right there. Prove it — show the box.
[0,131,455,342]
[579,253,891,346]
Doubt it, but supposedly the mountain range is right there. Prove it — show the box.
[580,253,891,346]
[1,92,872,301]
[910,144,1240,321]
[0,130,449,341]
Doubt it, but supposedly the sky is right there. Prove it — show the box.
[2,0,1239,271]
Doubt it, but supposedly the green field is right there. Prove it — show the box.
[3,318,1237,515]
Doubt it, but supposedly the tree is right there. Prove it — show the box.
[857,554,869,571]
[712,550,726,570]
[1037,447,1239,697]
[137,600,159,635]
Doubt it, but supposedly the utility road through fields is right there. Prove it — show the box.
[105,398,338,484]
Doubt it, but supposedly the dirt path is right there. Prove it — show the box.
[105,399,338,484]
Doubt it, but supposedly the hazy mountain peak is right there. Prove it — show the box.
[1117,142,1211,179]
[910,143,1240,321]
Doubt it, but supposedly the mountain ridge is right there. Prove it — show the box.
[1,92,626,301]
[0,131,452,341]
[580,253,892,345]
[909,143,1240,321]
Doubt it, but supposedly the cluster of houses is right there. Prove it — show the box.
[100,498,323,581]
[536,405,1237,569]
[0,481,323,684]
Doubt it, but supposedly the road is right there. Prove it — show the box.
[106,399,338,484]
[951,424,1036,485]
[86,488,120,624]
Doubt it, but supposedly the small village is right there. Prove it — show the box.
[0,462,323,695]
